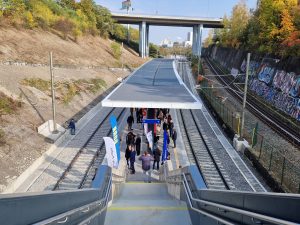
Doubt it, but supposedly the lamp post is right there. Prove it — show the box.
[49,52,58,134]
[240,53,251,139]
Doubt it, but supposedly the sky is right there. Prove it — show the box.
[95,0,257,44]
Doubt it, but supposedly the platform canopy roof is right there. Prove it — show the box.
[101,59,202,109]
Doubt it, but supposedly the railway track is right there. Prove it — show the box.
[53,107,125,190]
[204,57,300,147]
[177,60,231,190]
[178,108,231,190]
[177,59,267,192]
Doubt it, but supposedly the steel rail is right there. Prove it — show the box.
[53,107,116,190]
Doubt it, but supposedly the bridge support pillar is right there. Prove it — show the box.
[146,24,149,57]
[139,21,147,58]
[192,24,203,57]
[192,25,198,55]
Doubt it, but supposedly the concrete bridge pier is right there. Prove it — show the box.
[139,21,148,58]
[192,24,203,57]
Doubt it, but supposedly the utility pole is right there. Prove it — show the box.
[49,52,57,133]
[240,53,251,139]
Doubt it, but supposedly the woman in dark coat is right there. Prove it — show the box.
[135,134,141,156]
[130,146,136,174]
[153,148,161,170]
[125,146,131,168]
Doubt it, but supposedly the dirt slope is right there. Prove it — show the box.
[0,27,145,67]
[0,28,146,192]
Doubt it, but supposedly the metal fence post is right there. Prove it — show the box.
[259,136,264,160]
[281,157,286,185]
[231,112,234,132]
[268,148,274,171]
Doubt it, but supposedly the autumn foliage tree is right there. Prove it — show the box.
[208,0,299,57]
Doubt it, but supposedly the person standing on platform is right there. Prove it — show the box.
[125,145,131,168]
[135,134,141,156]
[139,151,154,183]
[172,129,177,148]
[136,108,140,123]
[127,114,134,131]
[68,119,76,135]
[130,108,134,117]
[169,120,174,138]
[153,147,161,170]
[163,118,168,131]
[126,132,135,147]
[167,114,172,125]
[130,145,136,174]
[157,109,163,125]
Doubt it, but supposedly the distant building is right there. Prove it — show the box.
[160,38,173,48]
[184,32,193,47]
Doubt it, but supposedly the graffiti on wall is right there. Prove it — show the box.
[250,79,300,120]
[273,71,300,98]
[289,75,300,98]
[212,48,300,120]
[240,60,260,77]
[257,64,275,85]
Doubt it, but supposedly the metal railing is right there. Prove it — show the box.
[35,176,112,225]
[165,167,300,225]
[0,165,112,225]
[182,173,299,225]
[199,83,300,193]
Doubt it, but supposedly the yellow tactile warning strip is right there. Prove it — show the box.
[108,206,188,211]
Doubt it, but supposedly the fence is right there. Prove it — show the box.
[199,81,300,193]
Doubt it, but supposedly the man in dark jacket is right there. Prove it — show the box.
[172,129,177,148]
[153,148,161,170]
[135,134,141,156]
[68,119,76,135]
[127,115,134,130]
[169,120,174,138]
[139,151,154,183]
[130,146,136,174]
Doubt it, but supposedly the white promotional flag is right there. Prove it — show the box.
[146,131,153,150]
[103,137,119,168]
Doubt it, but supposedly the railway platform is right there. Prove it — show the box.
[0,59,299,225]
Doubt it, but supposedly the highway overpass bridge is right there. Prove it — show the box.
[111,13,223,58]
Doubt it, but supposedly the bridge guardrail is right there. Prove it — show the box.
[166,166,300,225]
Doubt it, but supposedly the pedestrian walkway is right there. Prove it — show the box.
[104,183,191,225]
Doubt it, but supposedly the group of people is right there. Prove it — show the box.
[158,109,177,148]
[125,131,141,174]
[124,108,178,183]
[127,108,144,131]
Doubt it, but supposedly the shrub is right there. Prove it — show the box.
[53,17,74,39]
[0,92,20,116]
[24,11,36,29]
[21,78,50,91]
[111,42,122,60]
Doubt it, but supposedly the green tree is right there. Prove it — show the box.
[58,0,77,9]
[214,1,250,48]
